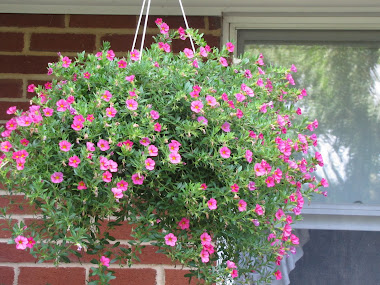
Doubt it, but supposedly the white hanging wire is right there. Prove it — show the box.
[131,0,146,52]
[132,0,196,58]
[178,0,196,54]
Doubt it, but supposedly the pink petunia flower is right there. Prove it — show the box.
[26,237,35,249]
[205,95,217,106]
[102,90,112,102]
[0,141,12,152]
[15,235,28,250]
[27,84,36,93]
[231,270,238,278]
[86,142,95,152]
[169,152,181,164]
[200,232,212,245]
[226,42,235,52]
[178,218,190,230]
[68,156,81,168]
[56,99,68,112]
[83,72,91,79]
[6,106,17,114]
[117,180,128,191]
[227,260,237,269]
[59,140,71,152]
[100,256,110,267]
[238,199,247,212]
[51,172,63,183]
[140,137,151,146]
[191,100,204,113]
[219,57,228,67]
[290,64,297,73]
[207,198,217,210]
[118,59,127,68]
[165,233,177,247]
[168,140,181,152]
[43,108,54,117]
[275,270,282,280]
[106,50,115,61]
[255,204,264,215]
[160,23,169,34]
[150,110,159,120]
[106,106,117,118]
[200,183,207,190]
[130,50,140,61]
[154,122,162,132]
[145,158,155,170]
[97,139,110,151]
[231,184,239,193]
[112,187,123,200]
[125,75,135,82]
[20,139,29,146]
[77,181,87,190]
[126,99,138,110]
[62,56,71,68]
[219,146,231,158]
[71,121,83,131]
[148,145,158,156]
[183,48,194,59]
[221,122,231,132]
[197,116,208,125]
[200,249,210,263]
[102,171,112,183]
[131,173,145,185]
[87,114,94,122]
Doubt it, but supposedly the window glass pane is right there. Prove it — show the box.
[239,30,380,205]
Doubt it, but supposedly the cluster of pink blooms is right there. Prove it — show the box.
[199,232,214,263]
[14,235,35,250]
[167,139,182,164]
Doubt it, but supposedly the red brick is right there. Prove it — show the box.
[0,195,38,215]
[0,55,58,74]
[0,243,37,263]
[0,32,24,52]
[30,33,96,52]
[100,34,135,52]
[203,35,220,49]
[90,268,156,285]
[208,16,222,30]
[0,266,14,285]
[0,218,17,238]
[136,245,174,265]
[165,269,207,285]
[70,15,137,29]
[148,16,205,30]
[18,267,86,285]
[0,79,23,98]
[0,101,30,120]
[99,220,134,240]
[0,14,64,28]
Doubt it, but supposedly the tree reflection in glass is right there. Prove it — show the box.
[243,43,380,204]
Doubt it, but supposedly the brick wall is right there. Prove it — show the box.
[0,13,221,285]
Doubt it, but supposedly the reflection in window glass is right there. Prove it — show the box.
[240,32,380,205]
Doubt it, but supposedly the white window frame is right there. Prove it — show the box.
[222,13,380,231]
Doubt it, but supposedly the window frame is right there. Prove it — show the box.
[222,13,380,231]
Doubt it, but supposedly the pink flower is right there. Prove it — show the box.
[26,237,35,249]
[245,150,253,163]
[245,69,252,78]
[178,218,190,230]
[219,57,228,67]
[117,180,128,191]
[59,140,71,152]
[168,140,181,152]
[221,122,231,132]
[62,56,71,68]
[197,116,208,125]
[27,84,36,93]
[125,75,135,82]
[145,158,155,170]
[191,100,203,113]
[87,114,94,122]
[131,173,145,185]
[112,187,123,200]
[77,181,87,190]
[150,110,159,120]
[221,93,228,101]
[15,235,28,250]
[254,163,266,176]
[160,22,169,34]
[248,181,256,191]
[200,183,207,190]
[126,99,138,110]
[87,142,95,152]
[102,90,112,102]
[165,233,177,247]
[56,99,68,112]
[275,209,285,221]
[290,234,299,245]
[154,122,162,132]
[0,141,12,152]
[192,59,199,68]
[140,137,151,146]
[200,249,209,263]
[290,64,297,72]
[315,152,324,166]
[235,93,246,102]
[231,184,239,193]
[106,50,115,61]
[207,198,217,210]
[20,139,29,146]
[255,204,264,215]
[205,95,217,106]
[6,106,17,114]
[320,178,329,187]
[51,172,63,183]
[155,18,163,25]
[118,59,127,68]
[68,155,81,168]
[275,270,282,280]
[43,108,54,117]
[227,260,237,269]
[100,256,110,267]
[200,232,212,246]
[226,42,235,52]
[97,139,110,151]
[236,109,244,119]
[83,72,91,79]
[106,106,117,118]
[265,176,275,187]
[231,269,238,278]
[102,171,112,183]
[169,152,181,164]
[219,146,231,158]
[158,42,171,53]
[199,47,208,57]
[130,49,140,61]
[178,26,185,38]
[183,48,194,59]
[148,145,158,156]
[238,199,247,212]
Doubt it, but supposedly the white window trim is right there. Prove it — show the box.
[223,13,380,231]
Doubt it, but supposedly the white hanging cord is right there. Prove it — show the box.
[132,0,146,52]
[178,0,196,54]
[139,0,151,61]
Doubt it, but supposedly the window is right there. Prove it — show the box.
[224,15,380,284]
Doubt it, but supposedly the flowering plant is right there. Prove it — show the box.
[0,18,327,284]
